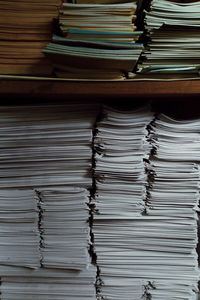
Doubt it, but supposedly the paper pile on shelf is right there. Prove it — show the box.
[137,0,200,79]
[0,187,96,300]
[0,265,96,300]
[74,0,139,5]
[93,106,199,299]
[39,188,91,270]
[0,0,60,76]
[43,1,143,80]
[0,103,98,299]
[0,103,97,189]
[145,114,199,299]
[93,106,153,299]
[0,189,40,269]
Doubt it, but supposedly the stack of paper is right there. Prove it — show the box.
[0,103,98,299]
[0,187,96,300]
[0,103,199,299]
[137,0,200,79]
[75,0,139,4]
[0,265,96,300]
[39,188,91,270]
[144,114,199,299]
[0,189,40,269]
[59,3,138,38]
[43,2,143,80]
[93,106,153,299]
[93,107,199,299]
[0,0,60,76]
[0,103,97,189]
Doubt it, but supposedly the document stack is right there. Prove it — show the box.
[146,114,199,299]
[0,187,96,300]
[75,0,141,4]
[0,0,60,76]
[39,188,91,270]
[93,106,153,299]
[0,189,40,269]
[137,0,200,79]
[0,103,99,299]
[43,1,143,80]
[93,106,199,299]
[0,103,97,189]
[0,103,199,299]
[1,267,96,300]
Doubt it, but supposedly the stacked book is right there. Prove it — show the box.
[137,0,200,79]
[0,103,97,189]
[0,0,60,76]
[93,106,153,299]
[146,114,199,299]
[43,1,143,80]
[0,187,96,300]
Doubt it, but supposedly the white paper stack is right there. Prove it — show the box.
[39,187,91,270]
[0,187,96,300]
[93,106,153,299]
[0,103,98,189]
[0,265,96,300]
[145,114,200,299]
[0,189,40,269]
[0,103,99,299]
[137,0,200,79]
[93,107,199,299]
[0,103,199,299]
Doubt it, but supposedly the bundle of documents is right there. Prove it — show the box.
[59,2,138,37]
[146,114,200,299]
[0,265,96,300]
[39,188,91,270]
[0,103,199,299]
[44,42,143,80]
[0,0,60,76]
[0,187,96,300]
[43,1,143,80]
[0,103,97,189]
[93,106,153,299]
[137,0,200,79]
[0,104,98,299]
[75,0,140,4]
[0,189,40,269]
[93,106,199,299]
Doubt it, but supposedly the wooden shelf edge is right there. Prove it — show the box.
[0,78,200,99]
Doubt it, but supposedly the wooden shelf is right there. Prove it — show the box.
[1,77,200,100]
